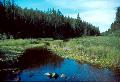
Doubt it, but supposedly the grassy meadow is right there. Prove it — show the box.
[0,36,120,69]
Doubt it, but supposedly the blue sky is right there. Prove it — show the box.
[15,0,120,32]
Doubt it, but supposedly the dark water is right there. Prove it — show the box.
[0,47,120,82]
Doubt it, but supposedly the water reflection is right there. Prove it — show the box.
[0,47,64,81]
[18,59,120,82]
[77,63,120,82]
[17,47,64,69]
[0,47,120,81]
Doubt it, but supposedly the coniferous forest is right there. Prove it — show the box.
[102,7,120,36]
[0,0,100,39]
[110,7,120,31]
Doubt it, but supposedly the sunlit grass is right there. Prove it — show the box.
[0,39,45,61]
[49,36,120,69]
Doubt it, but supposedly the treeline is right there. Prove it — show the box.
[109,7,120,32]
[0,0,100,39]
[102,7,120,36]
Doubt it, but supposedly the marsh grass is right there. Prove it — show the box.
[0,39,45,61]
[0,36,120,69]
[49,36,120,69]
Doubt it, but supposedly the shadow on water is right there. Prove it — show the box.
[0,49,18,69]
[17,47,64,69]
[0,47,120,82]
[0,47,63,81]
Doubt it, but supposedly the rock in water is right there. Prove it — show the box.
[44,72,50,76]
[61,74,67,79]
[44,72,59,79]
[44,72,52,77]
[51,73,59,79]
[45,72,53,79]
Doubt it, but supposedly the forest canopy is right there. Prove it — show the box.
[110,7,120,31]
[0,0,100,39]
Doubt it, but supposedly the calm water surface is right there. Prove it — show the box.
[0,48,120,82]
[2,59,119,82]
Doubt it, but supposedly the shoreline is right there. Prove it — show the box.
[0,36,120,71]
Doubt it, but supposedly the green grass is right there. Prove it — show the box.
[49,36,120,69]
[0,36,120,69]
[0,39,45,61]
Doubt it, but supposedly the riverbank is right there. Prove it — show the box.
[0,36,120,70]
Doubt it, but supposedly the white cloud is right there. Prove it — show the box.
[65,10,116,32]
[46,0,119,10]
[48,0,119,32]
[79,10,116,32]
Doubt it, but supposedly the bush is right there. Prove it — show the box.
[0,33,13,40]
